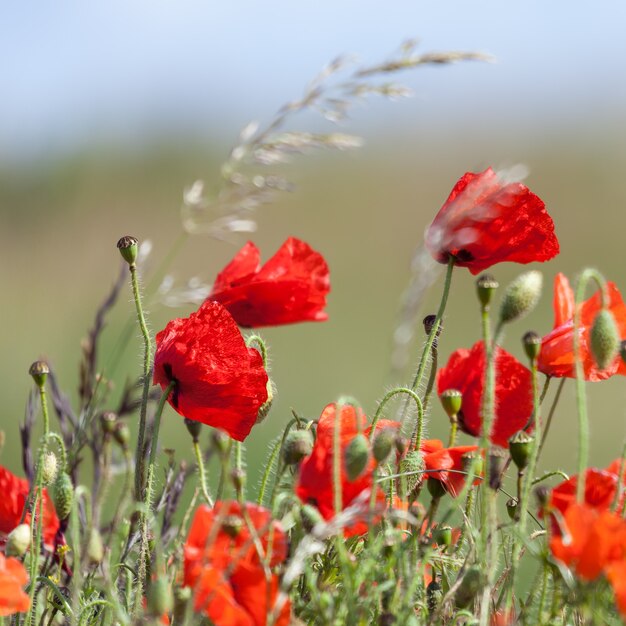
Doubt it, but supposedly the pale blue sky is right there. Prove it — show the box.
[2,1,625,161]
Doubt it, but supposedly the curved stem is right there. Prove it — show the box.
[193,440,213,506]
[370,387,423,450]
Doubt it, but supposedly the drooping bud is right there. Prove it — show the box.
[6,524,31,557]
[398,450,425,495]
[42,452,58,485]
[344,434,370,481]
[506,497,519,521]
[116,235,139,266]
[434,525,453,548]
[499,271,543,324]
[52,472,74,520]
[535,485,550,510]
[522,331,542,362]
[256,379,275,424]
[282,430,314,465]
[100,411,117,435]
[395,436,409,456]
[184,418,202,442]
[476,274,499,309]
[372,428,395,464]
[455,566,484,609]
[423,315,443,348]
[427,476,447,499]
[212,430,230,455]
[29,361,49,388]
[439,389,462,419]
[147,577,174,618]
[488,448,507,491]
[509,431,534,471]
[87,528,104,564]
[590,309,619,370]
[113,422,130,447]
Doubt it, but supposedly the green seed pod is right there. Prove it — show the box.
[29,361,49,388]
[590,309,619,370]
[42,452,58,486]
[147,577,174,618]
[87,528,104,564]
[509,431,534,470]
[344,433,370,481]
[372,428,395,464]
[434,525,453,548]
[454,566,484,609]
[282,430,314,465]
[255,379,275,424]
[499,271,543,324]
[461,450,483,478]
[522,331,542,362]
[439,389,463,419]
[6,524,31,557]
[427,476,447,499]
[52,472,74,521]
[184,418,202,442]
[116,235,139,266]
[506,497,519,521]
[476,274,499,309]
[398,450,425,495]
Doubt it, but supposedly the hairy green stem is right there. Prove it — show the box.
[193,440,213,506]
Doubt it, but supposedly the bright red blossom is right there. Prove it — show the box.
[0,465,59,549]
[538,273,626,381]
[183,502,290,626]
[208,237,330,328]
[153,300,269,441]
[437,341,533,448]
[0,553,30,616]
[425,167,559,274]
[423,444,481,497]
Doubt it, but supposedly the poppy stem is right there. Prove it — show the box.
[370,387,423,449]
[192,440,213,507]
[538,378,566,458]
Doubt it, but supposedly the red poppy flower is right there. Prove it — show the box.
[184,502,290,626]
[423,445,481,497]
[538,273,626,381]
[0,465,59,550]
[208,237,330,328]
[295,403,402,537]
[607,561,626,619]
[153,300,269,441]
[437,341,533,448]
[0,553,30,616]
[425,167,559,274]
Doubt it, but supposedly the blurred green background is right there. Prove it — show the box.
[2,1,626,497]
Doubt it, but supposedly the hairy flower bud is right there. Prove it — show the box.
[6,524,31,557]
[522,331,542,362]
[509,431,534,470]
[282,430,314,465]
[439,389,462,419]
[52,472,74,521]
[489,448,507,491]
[29,360,49,388]
[590,309,619,370]
[212,430,230,455]
[427,577,443,615]
[42,452,58,485]
[398,450,425,495]
[344,434,370,481]
[499,271,543,324]
[427,476,447,499]
[423,314,443,348]
[116,235,139,266]
[476,274,499,309]
[372,428,395,464]
[256,379,275,424]
[184,418,202,442]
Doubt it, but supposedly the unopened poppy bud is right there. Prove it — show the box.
[221,514,244,538]
[423,314,443,347]
[29,361,49,388]
[476,274,499,309]
[6,524,31,557]
[100,411,117,435]
[590,309,619,370]
[283,430,314,465]
[455,566,483,609]
[488,448,506,490]
[399,450,425,495]
[434,525,453,548]
[147,576,173,617]
[212,430,230,455]
[461,450,483,478]
[395,436,408,456]
[231,468,246,494]
[116,235,139,266]
[509,431,534,470]
[427,476,447,499]
[113,422,130,447]
[499,271,543,324]
[535,485,550,510]
[426,577,443,614]
[372,428,395,464]
[184,418,202,442]
[522,331,542,362]
[439,389,462,419]
[506,497,519,521]
[344,434,370,481]
[87,528,104,564]
[300,504,324,533]
[52,472,74,520]
[42,452,58,485]
[256,380,275,424]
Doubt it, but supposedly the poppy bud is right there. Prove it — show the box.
[116,235,139,266]
[29,360,49,388]
[212,430,231,455]
[113,422,130,447]
[535,485,550,510]
[399,450,425,495]
[395,436,409,456]
[499,271,543,324]
[100,411,117,435]
[52,472,74,521]
[42,452,58,485]
[344,434,370,481]
[147,577,173,618]
[509,431,534,470]
[184,418,202,442]
[256,380,275,424]
[590,309,619,370]
[461,450,483,478]
[6,524,31,557]
[522,331,542,362]
[283,430,314,465]
[87,528,104,564]
[426,577,443,614]
[434,525,453,548]
[506,497,518,521]
[455,566,484,609]
[476,274,499,309]
[372,428,395,464]
[300,504,324,533]
[488,448,506,490]
[427,476,447,499]
[439,389,462,419]
[423,314,443,348]
[231,469,246,495]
